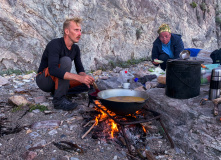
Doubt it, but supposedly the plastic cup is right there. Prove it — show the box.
[123,83,130,89]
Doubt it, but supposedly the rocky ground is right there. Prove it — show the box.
[0,60,204,160]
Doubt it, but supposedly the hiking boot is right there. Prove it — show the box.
[53,97,78,111]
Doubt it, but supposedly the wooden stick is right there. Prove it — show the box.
[125,152,140,160]
[83,120,95,127]
[93,82,99,90]
[81,120,97,139]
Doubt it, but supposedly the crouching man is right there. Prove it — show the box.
[36,17,94,111]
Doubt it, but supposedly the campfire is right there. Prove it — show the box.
[82,99,174,159]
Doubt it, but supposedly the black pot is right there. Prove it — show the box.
[97,89,148,115]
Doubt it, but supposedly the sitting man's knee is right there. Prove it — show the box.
[60,56,72,70]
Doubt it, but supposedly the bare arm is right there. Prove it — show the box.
[63,72,94,88]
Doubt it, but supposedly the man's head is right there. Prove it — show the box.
[157,24,171,45]
[63,17,82,43]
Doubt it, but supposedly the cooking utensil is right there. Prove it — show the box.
[97,89,148,115]
[88,82,100,102]
[209,68,221,100]
[179,50,190,60]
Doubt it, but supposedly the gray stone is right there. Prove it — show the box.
[146,86,221,160]
[31,120,61,129]
[34,96,47,104]
[0,76,9,86]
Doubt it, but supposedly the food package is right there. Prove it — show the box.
[157,74,166,84]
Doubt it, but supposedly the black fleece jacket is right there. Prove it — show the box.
[37,37,85,79]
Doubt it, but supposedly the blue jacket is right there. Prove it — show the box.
[151,33,184,60]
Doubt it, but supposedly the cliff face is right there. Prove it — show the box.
[0,0,221,72]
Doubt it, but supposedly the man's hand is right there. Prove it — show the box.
[64,72,95,88]
[79,74,95,88]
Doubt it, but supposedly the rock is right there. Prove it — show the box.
[48,129,58,136]
[33,140,47,147]
[70,157,80,160]
[34,96,46,104]
[22,73,36,79]
[21,151,37,160]
[93,70,102,76]
[0,76,9,86]
[31,120,61,129]
[29,132,40,140]
[8,95,31,106]
[134,86,146,91]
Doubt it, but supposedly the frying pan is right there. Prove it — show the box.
[97,89,148,115]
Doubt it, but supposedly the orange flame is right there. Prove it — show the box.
[110,119,119,138]
[142,125,147,133]
[94,100,119,138]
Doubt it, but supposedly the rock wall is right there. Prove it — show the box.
[0,0,221,72]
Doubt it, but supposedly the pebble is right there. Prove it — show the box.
[70,157,80,160]
[113,155,118,160]
[31,120,61,129]
[29,132,40,140]
[33,139,47,147]
[48,129,58,136]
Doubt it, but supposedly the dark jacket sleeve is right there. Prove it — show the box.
[151,38,161,60]
[171,33,184,58]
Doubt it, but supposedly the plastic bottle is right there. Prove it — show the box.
[117,70,134,84]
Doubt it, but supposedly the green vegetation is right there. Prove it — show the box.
[216,10,221,15]
[12,104,48,112]
[190,2,197,8]
[29,104,48,112]
[0,69,22,76]
[108,58,147,69]
[215,16,221,25]
[26,70,36,74]
[200,2,207,11]
[12,104,24,112]
[0,69,37,76]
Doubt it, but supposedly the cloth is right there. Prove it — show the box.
[37,37,85,79]
[161,40,174,58]
[184,48,201,57]
[157,24,171,34]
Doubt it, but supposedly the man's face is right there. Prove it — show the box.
[65,21,82,43]
[159,31,171,44]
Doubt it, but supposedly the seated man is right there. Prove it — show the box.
[36,17,94,111]
[151,24,184,70]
